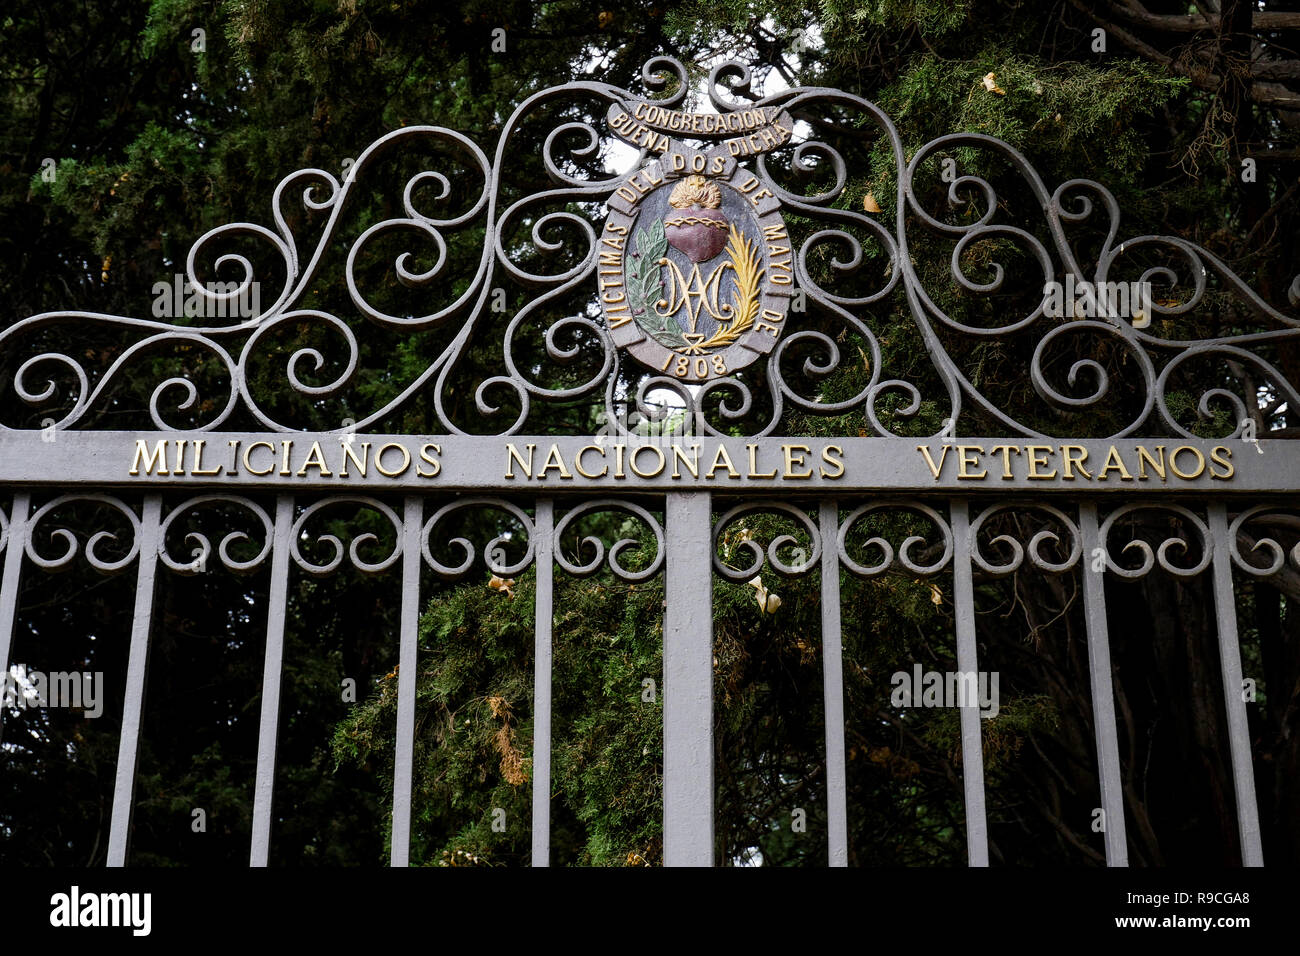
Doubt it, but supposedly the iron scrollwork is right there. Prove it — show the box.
[2,58,1295,441]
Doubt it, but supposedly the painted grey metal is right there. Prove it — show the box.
[1,54,1292,869]
[818,500,848,866]
[107,494,162,868]
[949,500,989,866]
[390,496,423,866]
[1207,503,1264,866]
[530,499,554,867]
[0,492,29,745]
[250,494,294,867]
[663,491,714,866]
[1077,502,1129,866]
[5,432,1290,495]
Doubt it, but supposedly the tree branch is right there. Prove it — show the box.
[1070,0,1300,110]
[1105,0,1300,33]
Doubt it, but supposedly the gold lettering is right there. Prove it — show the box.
[296,440,333,477]
[1136,445,1166,480]
[706,444,740,479]
[630,444,666,478]
[957,445,987,480]
[820,444,845,479]
[190,439,223,475]
[916,444,951,480]
[504,443,535,479]
[1209,445,1234,480]
[1169,445,1205,480]
[279,440,293,476]
[375,442,411,477]
[1060,444,1092,480]
[417,443,441,478]
[575,445,608,479]
[173,440,187,475]
[988,444,1020,479]
[243,441,275,476]
[747,443,776,478]
[782,444,813,479]
[1025,445,1057,480]
[340,441,370,478]
[537,444,573,480]
[1096,445,1134,481]
[671,444,699,479]
[130,439,169,476]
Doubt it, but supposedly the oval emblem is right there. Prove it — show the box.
[600,153,792,382]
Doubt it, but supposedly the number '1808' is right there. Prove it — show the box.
[660,353,728,379]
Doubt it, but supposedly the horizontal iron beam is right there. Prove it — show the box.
[0,431,1292,495]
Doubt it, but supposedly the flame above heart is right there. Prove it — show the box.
[663,175,729,263]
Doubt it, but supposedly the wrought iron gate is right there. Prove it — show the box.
[2,57,1295,866]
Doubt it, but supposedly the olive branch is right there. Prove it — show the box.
[629,219,688,350]
[627,221,763,354]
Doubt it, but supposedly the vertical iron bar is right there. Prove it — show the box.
[0,492,31,744]
[107,494,162,867]
[949,499,989,866]
[1207,502,1264,866]
[390,496,423,866]
[1077,502,1128,866]
[818,500,848,866]
[250,495,294,867]
[531,498,554,867]
[663,491,713,867]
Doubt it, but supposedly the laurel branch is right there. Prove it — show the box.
[688,225,762,353]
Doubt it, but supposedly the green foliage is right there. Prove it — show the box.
[333,569,666,866]
[881,55,1188,189]
[821,0,974,38]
